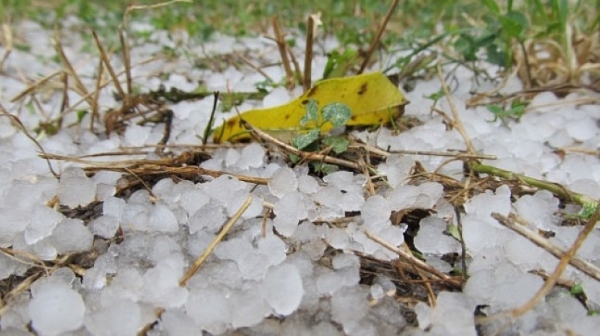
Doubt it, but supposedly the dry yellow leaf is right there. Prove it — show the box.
[213,72,407,143]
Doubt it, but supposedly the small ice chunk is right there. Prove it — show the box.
[57,167,96,208]
[257,235,286,266]
[514,190,559,228]
[188,202,226,234]
[24,205,64,245]
[124,124,151,146]
[331,286,369,332]
[262,263,304,315]
[312,186,343,210]
[103,196,126,219]
[89,215,119,239]
[298,175,320,194]
[185,287,230,334]
[326,227,350,249]
[238,143,265,169]
[201,175,247,205]
[141,259,188,307]
[339,191,364,212]
[29,282,85,336]
[262,86,291,108]
[273,192,307,237]
[378,155,415,187]
[414,216,460,254]
[566,117,597,142]
[160,309,201,336]
[415,292,476,336]
[84,299,141,336]
[147,202,179,232]
[230,287,269,328]
[464,185,511,219]
[179,188,211,216]
[269,167,298,198]
[361,195,391,225]
[51,218,93,254]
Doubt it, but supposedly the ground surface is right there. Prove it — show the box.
[1,5,600,336]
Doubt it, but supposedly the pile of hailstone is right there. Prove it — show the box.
[1,18,600,336]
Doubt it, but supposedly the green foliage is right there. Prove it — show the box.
[291,99,351,174]
[486,100,526,127]
[292,98,351,151]
[578,203,598,220]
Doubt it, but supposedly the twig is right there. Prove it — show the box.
[179,196,253,286]
[40,152,270,185]
[241,119,363,171]
[303,14,320,90]
[52,36,92,106]
[122,0,191,30]
[235,52,274,82]
[504,198,600,318]
[350,143,496,160]
[0,104,59,178]
[119,28,133,99]
[358,0,400,74]
[92,30,125,98]
[470,162,597,207]
[271,16,295,90]
[202,91,219,145]
[436,64,476,155]
[364,229,463,289]
[0,23,13,72]
[492,213,600,282]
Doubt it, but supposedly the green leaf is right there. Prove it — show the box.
[486,43,509,66]
[300,99,319,126]
[486,104,504,115]
[425,89,445,102]
[454,35,477,61]
[322,102,351,127]
[480,0,500,14]
[76,110,88,123]
[311,161,339,174]
[292,129,320,150]
[322,136,350,154]
[571,283,584,295]
[499,11,529,38]
[447,224,461,241]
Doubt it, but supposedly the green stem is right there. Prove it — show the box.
[469,162,597,207]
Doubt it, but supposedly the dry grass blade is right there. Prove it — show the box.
[92,30,125,97]
[503,198,599,318]
[0,23,13,72]
[358,0,400,74]
[10,70,62,103]
[122,0,192,30]
[0,104,58,178]
[241,119,362,171]
[303,13,320,90]
[436,64,476,155]
[51,36,92,106]
[363,229,463,289]
[119,28,133,97]
[272,16,295,90]
[40,152,270,185]
[492,213,600,282]
[179,196,253,286]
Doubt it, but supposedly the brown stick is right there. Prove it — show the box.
[358,0,400,74]
[272,16,295,90]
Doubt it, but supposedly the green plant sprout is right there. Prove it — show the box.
[291,99,352,174]
[486,100,526,127]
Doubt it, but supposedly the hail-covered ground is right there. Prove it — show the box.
[1,17,600,336]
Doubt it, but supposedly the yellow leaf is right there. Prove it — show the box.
[213,72,407,143]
